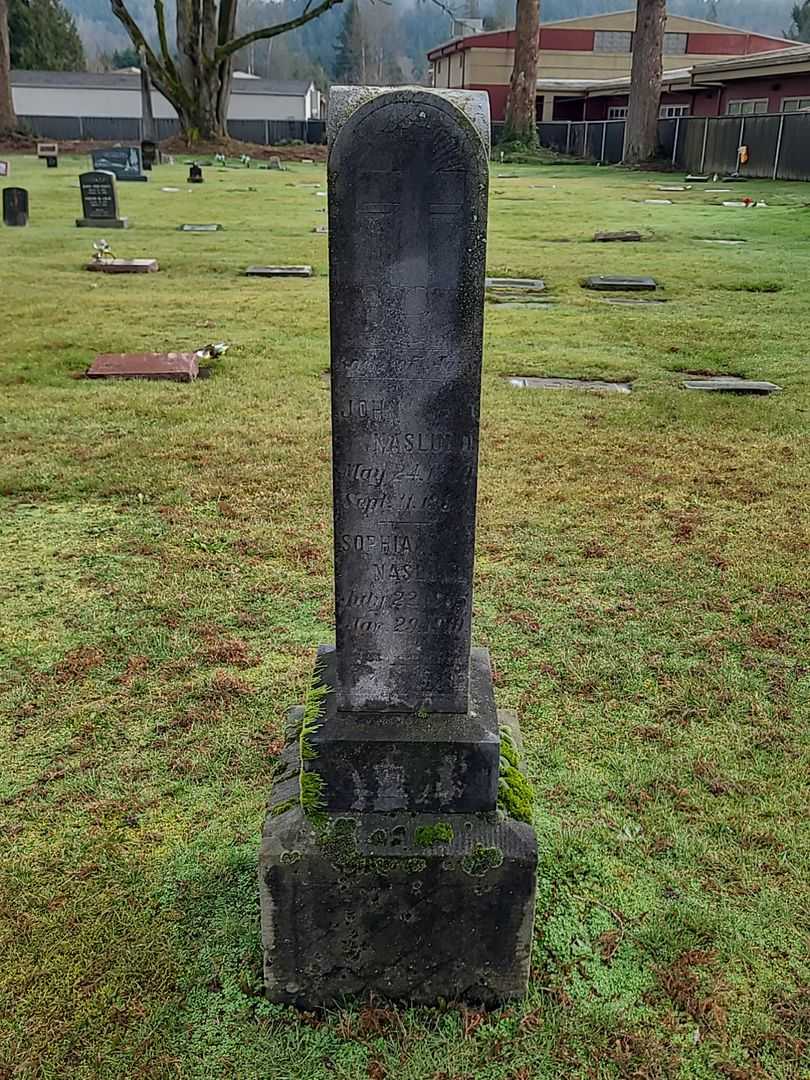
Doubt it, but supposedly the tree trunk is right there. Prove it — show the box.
[503,0,539,146]
[138,46,157,141]
[0,0,17,134]
[624,0,666,164]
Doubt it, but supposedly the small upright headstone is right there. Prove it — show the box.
[259,85,537,1009]
[91,147,147,182]
[267,156,282,170]
[141,140,157,171]
[0,161,9,177]
[188,163,204,184]
[3,187,28,226]
[76,171,128,228]
[37,142,58,167]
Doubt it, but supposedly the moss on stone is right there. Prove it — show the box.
[461,844,504,876]
[270,797,296,817]
[498,726,535,824]
[318,817,361,870]
[414,822,454,847]
[369,828,387,845]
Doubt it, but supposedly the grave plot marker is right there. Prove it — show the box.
[91,146,147,181]
[584,275,658,292]
[87,352,198,381]
[259,85,538,1009]
[76,172,128,229]
[2,187,28,226]
[245,265,312,277]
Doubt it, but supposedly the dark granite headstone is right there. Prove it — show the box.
[259,85,538,1010]
[141,140,157,171]
[76,171,127,228]
[188,163,203,184]
[46,157,58,168]
[3,187,28,226]
[91,146,147,181]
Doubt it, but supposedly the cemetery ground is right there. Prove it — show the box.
[1,155,808,1080]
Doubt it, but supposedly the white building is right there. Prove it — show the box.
[11,69,323,140]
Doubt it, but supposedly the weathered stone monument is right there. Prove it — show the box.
[3,187,28,226]
[259,86,538,1007]
[77,171,128,229]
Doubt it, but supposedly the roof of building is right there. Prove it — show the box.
[428,10,793,62]
[535,44,810,97]
[10,70,315,96]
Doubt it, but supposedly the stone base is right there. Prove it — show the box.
[260,805,536,1007]
[309,645,500,813]
[259,703,537,1007]
[76,217,128,228]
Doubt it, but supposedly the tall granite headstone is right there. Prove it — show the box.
[76,171,128,228]
[3,187,28,226]
[258,87,538,1008]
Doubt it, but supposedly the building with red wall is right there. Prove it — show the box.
[427,9,795,123]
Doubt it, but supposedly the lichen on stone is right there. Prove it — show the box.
[461,844,504,876]
[498,726,535,824]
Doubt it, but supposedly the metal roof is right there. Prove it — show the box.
[10,70,314,96]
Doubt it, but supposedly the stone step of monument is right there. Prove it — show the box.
[683,376,782,395]
[86,352,198,381]
[76,217,128,229]
[245,265,313,277]
[85,258,158,273]
[506,376,632,393]
[584,275,658,292]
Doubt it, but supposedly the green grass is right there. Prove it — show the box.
[1,154,809,1079]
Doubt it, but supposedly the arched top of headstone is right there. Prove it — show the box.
[328,86,490,160]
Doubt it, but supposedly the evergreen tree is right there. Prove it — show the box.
[334,0,366,83]
[110,44,138,67]
[10,0,85,69]
[788,0,810,40]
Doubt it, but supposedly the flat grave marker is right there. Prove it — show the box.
[683,376,781,395]
[77,171,127,228]
[87,352,198,381]
[506,375,631,393]
[245,265,312,277]
[85,258,159,274]
[584,275,658,292]
[2,187,28,226]
[178,223,223,232]
[486,276,545,292]
[91,146,147,182]
[594,230,642,243]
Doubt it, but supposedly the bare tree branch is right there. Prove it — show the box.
[215,0,345,61]
[111,0,193,113]
[153,0,180,81]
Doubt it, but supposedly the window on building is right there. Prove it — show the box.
[607,106,628,119]
[594,30,633,52]
[660,104,690,118]
[726,99,769,115]
[663,33,688,54]
[782,97,810,112]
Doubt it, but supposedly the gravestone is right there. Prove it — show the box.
[3,187,28,226]
[506,376,631,393]
[594,230,642,243]
[178,223,223,232]
[584,275,658,292]
[37,142,58,167]
[87,352,197,381]
[245,265,312,277]
[683,376,781,395]
[85,258,159,273]
[91,146,147,182]
[141,140,157,170]
[0,161,9,177]
[188,163,204,184]
[259,85,538,1009]
[76,171,128,228]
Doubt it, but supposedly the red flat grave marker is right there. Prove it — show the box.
[86,352,199,382]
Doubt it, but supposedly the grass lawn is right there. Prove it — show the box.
[1,153,809,1080]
